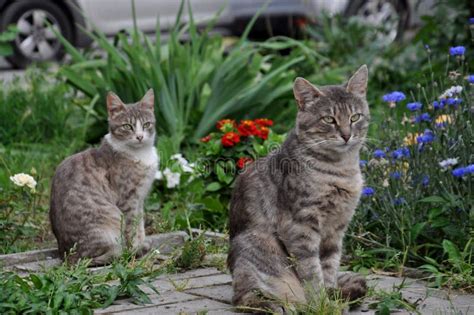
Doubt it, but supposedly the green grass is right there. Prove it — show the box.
[0,250,162,314]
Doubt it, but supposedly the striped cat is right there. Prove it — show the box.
[228,65,369,311]
[50,89,158,265]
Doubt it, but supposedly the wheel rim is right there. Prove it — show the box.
[355,0,400,44]
[15,9,62,61]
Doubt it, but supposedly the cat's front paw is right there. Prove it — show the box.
[338,274,367,301]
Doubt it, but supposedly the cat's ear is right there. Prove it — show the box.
[293,77,325,110]
[346,65,368,97]
[140,89,154,111]
[107,92,126,119]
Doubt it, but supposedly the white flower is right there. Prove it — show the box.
[155,170,163,180]
[171,153,194,173]
[439,158,458,169]
[10,173,37,192]
[382,178,389,187]
[163,168,180,188]
[440,85,463,99]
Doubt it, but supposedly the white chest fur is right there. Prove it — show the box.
[105,134,159,169]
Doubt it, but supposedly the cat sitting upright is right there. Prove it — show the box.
[228,65,370,311]
[50,89,158,265]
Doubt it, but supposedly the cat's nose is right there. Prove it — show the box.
[136,135,143,142]
[341,134,351,143]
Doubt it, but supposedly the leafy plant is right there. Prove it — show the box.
[0,25,18,57]
[348,28,473,290]
[0,251,162,314]
[421,239,473,290]
[174,234,206,270]
[56,1,304,148]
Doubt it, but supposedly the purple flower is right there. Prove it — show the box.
[433,101,444,110]
[391,147,410,160]
[422,175,430,187]
[467,164,474,173]
[417,129,435,144]
[390,171,402,180]
[362,187,375,197]
[414,113,432,123]
[382,91,406,103]
[452,167,467,177]
[359,160,368,168]
[393,197,406,206]
[374,149,386,158]
[449,46,465,56]
[446,98,462,107]
[406,102,422,111]
[469,17,474,24]
[468,75,474,84]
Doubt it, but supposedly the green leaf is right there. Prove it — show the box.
[29,274,43,289]
[442,240,462,263]
[409,222,426,241]
[418,196,446,204]
[206,182,222,192]
[199,196,224,212]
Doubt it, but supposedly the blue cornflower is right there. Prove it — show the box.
[359,160,368,168]
[362,187,375,197]
[449,46,465,56]
[382,91,406,103]
[414,113,431,123]
[422,175,430,187]
[467,164,474,173]
[468,75,474,84]
[469,17,474,24]
[433,101,444,110]
[406,102,422,111]
[373,149,386,159]
[446,98,462,107]
[391,147,410,160]
[393,197,406,206]
[417,129,435,144]
[390,171,402,180]
[452,167,467,178]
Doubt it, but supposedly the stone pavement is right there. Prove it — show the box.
[1,231,473,314]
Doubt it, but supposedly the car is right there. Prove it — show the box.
[0,0,431,68]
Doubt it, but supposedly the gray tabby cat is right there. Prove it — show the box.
[228,65,369,310]
[50,89,158,265]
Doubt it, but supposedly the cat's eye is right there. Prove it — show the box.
[122,124,133,131]
[322,116,336,124]
[350,114,361,122]
[143,122,152,129]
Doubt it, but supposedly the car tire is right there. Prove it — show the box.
[0,0,73,69]
[344,0,409,43]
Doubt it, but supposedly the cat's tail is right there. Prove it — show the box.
[336,272,368,301]
[228,231,306,312]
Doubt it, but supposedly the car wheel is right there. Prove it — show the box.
[0,0,73,68]
[344,0,409,44]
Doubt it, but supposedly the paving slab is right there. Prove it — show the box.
[2,232,473,314]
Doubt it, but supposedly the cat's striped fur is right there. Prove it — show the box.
[49,90,158,265]
[228,66,369,310]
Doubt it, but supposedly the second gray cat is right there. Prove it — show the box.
[228,65,370,311]
[50,89,158,265]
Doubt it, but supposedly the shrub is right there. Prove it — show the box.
[348,43,473,287]
[56,2,305,148]
[0,68,86,146]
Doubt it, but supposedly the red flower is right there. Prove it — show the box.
[236,157,253,169]
[216,119,236,132]
[254,118,273,127]
[221,132,240,147]
[200,135,212,143]
[255,126,269,140]
[237,120,258,137]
